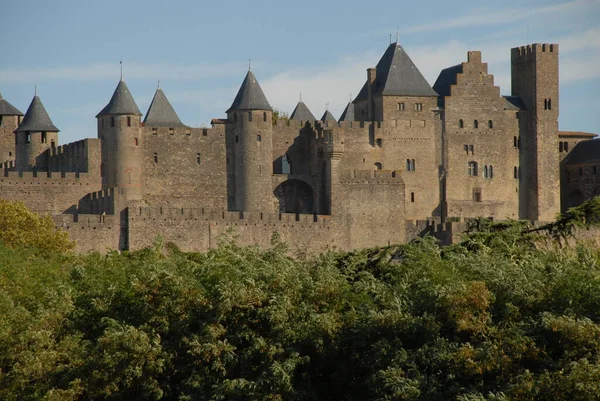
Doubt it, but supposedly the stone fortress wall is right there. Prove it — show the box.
[0,40,597,254]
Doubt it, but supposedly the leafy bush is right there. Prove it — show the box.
[1,199,600,399]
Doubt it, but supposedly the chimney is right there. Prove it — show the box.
[367,68,377,121]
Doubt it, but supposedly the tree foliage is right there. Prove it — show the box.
[1,200,600,399]
[0,199,74,255]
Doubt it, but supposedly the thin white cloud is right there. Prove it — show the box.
[0,61,243,84]
[399,0,596,34]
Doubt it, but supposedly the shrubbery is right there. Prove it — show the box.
[1,199,600,400]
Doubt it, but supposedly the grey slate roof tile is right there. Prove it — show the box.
[143,88,185,127]
[564,139,600,165]
[227,71,272,112]
[320,110,337,122]
[96,80,142,117]
[339,101,355,121]
[0,91,24,116]
[432,64,462,99]
[290,101,316,121]
[355,42,437,102]
[503,96,526,111]
[14,96,59,132]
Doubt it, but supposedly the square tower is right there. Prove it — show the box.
[511,43,560,221]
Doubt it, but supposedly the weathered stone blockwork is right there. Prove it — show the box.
[0,40,597,254]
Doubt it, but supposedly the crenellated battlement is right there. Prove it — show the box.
[130,206,333,228]
[142,125,225,138]
[1,170,96,183]
[511,43,558,59]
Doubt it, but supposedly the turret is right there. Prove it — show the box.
[0,91,24,167]
[339,100,355,122]
[96,80,143,200]
[14,95,59,171]
[226,69,274,212]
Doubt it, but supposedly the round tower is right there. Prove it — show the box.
[227,70,275,212]
[14,95,59,171]
[96,80,143,200]
[0,91,24,167]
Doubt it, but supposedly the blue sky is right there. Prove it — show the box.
[0,0,598,144]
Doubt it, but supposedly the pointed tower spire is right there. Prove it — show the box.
[354,42,438,102]
[339,100,355,122]
[0,91,24,116]
[15,95,59,132]
[290,99,316,121]
[96,80,142,117]
[320,109,337,123]
[227,70,272,112]
[143,88,185,127]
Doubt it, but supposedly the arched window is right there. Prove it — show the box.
[257,134,262,142]
[376,138,383,147]
[468,161,478,176]
[153,153,158,163]
[134,137,138,146]
[263,112,267,122]
[127,116,131,127]
[374,162,382,170]
[484,165,489,178]
[488,120,493,129]
[196,153,201,164]
[459,119,464,128]
[473,120,479,129]
[489,165,493,178]
[406,159,415,172]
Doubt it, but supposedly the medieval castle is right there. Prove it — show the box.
[0,41,598,253]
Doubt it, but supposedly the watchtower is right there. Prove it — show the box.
[0,91,24,166]
[226,69,275,212]
[96,80,143,200]
[511,43,560,221]
[14,95,59,171]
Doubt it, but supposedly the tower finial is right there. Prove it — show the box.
[120,58,123,81]
[326,102,329,111]
[248,58,251,71]
[157,80,160,89]
[396,27,399,43]
[299,92,302,102]
[349,93,352,102]
[34,85,37,96]
[389,33,392,44]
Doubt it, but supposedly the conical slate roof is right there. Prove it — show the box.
[227,70,272,112]
[290,101,316,121]
[143,88,185,127]
[14,96,59,132]
[320,110,337,122]
[96,80,142,117]
[355,42,437,102]
[0,92,24,116]
[339,101,355,122]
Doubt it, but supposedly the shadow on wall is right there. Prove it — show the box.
[274,179,314,214]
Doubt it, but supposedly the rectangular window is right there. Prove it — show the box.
[127,116,131,127]
[0,116,3,126]
[469,145,474,155]
[415,103,423,112]
[196,153,201,164]
[153,153,158,163]
[248,111,253,122]
[473,189,482,202]
[410,192,415,203]
[41,132,47,143]
[397,103,405,111]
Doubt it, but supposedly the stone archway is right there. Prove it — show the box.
[274,179,314,214]
[567,190,585,209]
